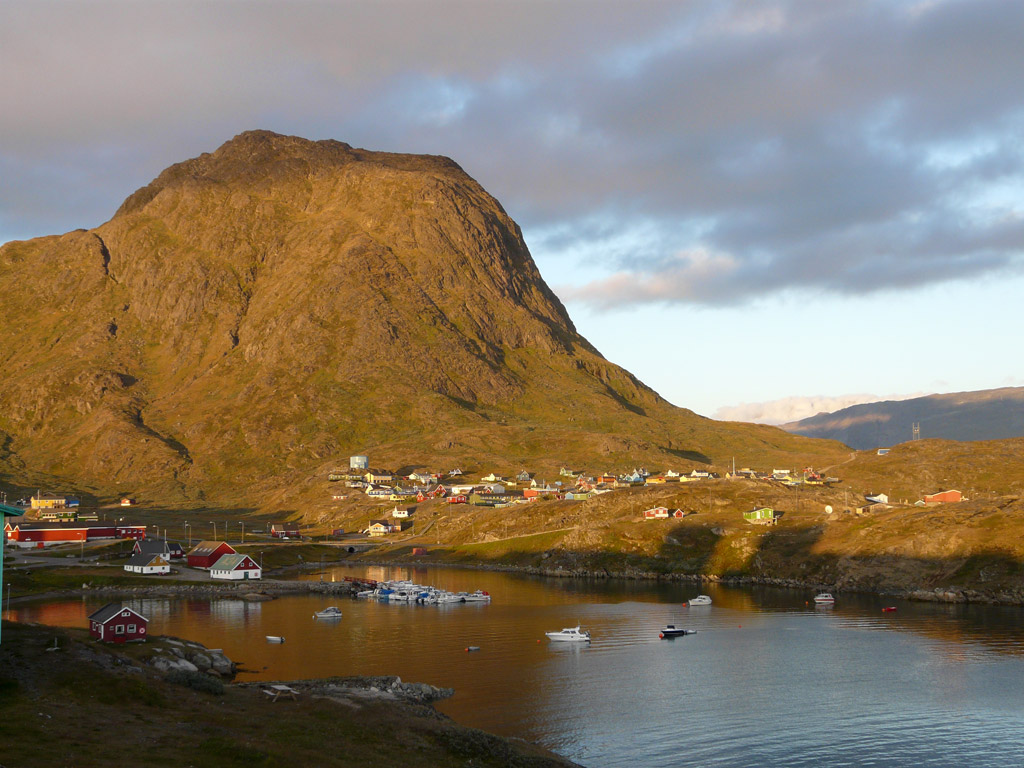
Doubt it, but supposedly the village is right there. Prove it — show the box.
[329,454,968,536]
[2,453,968,559]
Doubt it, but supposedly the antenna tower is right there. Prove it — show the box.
[912,422,920,441]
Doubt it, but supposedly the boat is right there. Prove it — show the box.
[456,590,491,602]
[814,593,835,604]
[545,626,591,642]
[660,625,697,639]
[265,635,285,643]
[313,606,343,619]
[687,595,712,606]
[882,606,897,613]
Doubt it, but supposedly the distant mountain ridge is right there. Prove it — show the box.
[0,131,843,506]
[781,387,1024,449]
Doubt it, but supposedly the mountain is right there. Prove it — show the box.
[0,131,844,507]
[781,387,1024,450]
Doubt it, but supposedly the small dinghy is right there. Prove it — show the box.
[660,624,697,639]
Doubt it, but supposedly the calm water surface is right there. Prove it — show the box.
[14,566,1024,767]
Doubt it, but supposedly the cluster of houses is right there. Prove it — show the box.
[124,538,263,580]
[331,458,853,535]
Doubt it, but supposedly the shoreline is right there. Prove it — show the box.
[11,555,1024,607]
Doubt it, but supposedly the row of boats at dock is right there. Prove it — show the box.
[354,580,492,605]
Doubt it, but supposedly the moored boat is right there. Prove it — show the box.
[313,606,343,619]
[265,635,285,643]
[687,595,712,606]
[660,624,697,639]
[814,593,835,604]
[545,625,591,642]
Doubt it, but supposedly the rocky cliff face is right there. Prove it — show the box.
[0,131,841,505]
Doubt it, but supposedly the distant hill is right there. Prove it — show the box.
[781,387,1024,449]
[0,131,844,507]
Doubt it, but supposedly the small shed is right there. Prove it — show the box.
[124,553,170,575]
[88,603,148,643]
[209,553,262,581]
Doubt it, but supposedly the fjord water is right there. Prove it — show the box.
[15,567,1024,767]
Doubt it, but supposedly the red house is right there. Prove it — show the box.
[186,540,237,569]
[923,489,963,504]
[88,603,148,643]
[446,495,468,504]
[270,523,300,539]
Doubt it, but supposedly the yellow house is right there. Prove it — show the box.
[31,492,76,510]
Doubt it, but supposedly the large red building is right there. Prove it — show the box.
[3,522,146,548]
[923,489,963,504]
[186,540,237,569]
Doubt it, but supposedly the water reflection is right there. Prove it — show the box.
[10,568,1024,767]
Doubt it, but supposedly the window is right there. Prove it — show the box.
[115,624,125,634]
[128,624,136,633]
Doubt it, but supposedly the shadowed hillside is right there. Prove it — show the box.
[0,131,844,507]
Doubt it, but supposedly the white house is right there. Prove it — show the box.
[209,553,262,581]
[865,493,889,504]
[123,553,170,575]
[392,506,412,518]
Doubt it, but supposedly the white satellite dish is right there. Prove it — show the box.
[824,505,833,514]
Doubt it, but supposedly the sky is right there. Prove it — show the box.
[2,0,1023,422]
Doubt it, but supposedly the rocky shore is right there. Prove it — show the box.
[235,675,454,705]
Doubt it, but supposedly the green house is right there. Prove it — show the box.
[1,502,27,645]
[743,506,777,524]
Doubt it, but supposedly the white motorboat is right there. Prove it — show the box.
[456,590,492,603]
[265,635,285,643]
[814,593,835,604]
[313,606,343,619]
[687,595,712,606]
[545,626,591,642]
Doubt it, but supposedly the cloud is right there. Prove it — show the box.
[2,0,1024,306]
[714,392,927,425]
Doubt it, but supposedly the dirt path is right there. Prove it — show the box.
[821,451,857,474]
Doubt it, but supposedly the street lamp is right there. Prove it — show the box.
[240,522,245,544]
[210,521,217,540]
[185,523,192,547]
